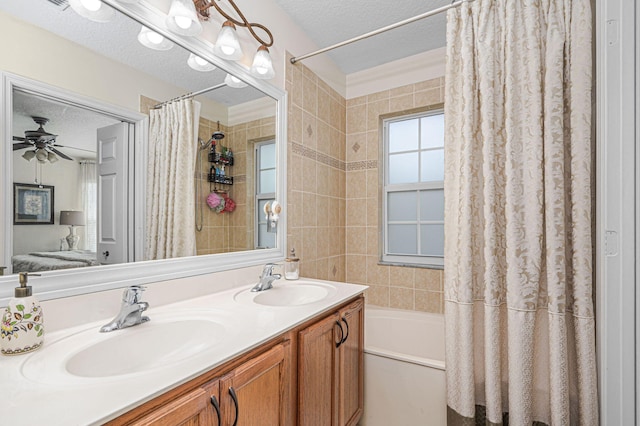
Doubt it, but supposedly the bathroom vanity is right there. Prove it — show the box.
[0,276,365,425]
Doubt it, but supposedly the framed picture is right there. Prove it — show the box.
[13,183,55,225]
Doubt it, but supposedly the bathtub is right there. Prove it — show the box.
[360,307,446,426]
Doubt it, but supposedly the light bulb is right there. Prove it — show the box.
[36,150,48,162]
[224,73,247,88]
[250,46,275,79]
[214,21,243,61]
[80,0,102,11]
[187,53,215,72]
[194,56,207,66]
[174,15,192,29]
[165,0,202,36]
[138,27,174,51]
[147,31,164,45]
[221,45,235,56]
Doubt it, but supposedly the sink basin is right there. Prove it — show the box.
[234,281,337,307]
[21,312,228,383]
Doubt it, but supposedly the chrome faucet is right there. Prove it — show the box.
[251,263,282,292]
[100,286,150,332]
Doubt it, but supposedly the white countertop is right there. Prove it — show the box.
[0,277,367,425]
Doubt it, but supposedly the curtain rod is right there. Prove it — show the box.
[154,82,228,109]
[290,0,473,65]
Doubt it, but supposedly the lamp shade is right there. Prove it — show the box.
[250,46,275,79]
[187,53,216,72]
[22,150,36,162]
[166,0,202,36]
[138,26,174,51]
[60,210,86,226]
[224,73,248,88]
[68,0,115,23]
[214,21,243,60]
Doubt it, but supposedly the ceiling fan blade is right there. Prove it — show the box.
[13,142,33,150]
[13,136,26,141]
[53,144,95,153]
[50,147,74,161]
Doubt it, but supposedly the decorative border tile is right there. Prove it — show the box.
[290,141,346,171]
[346,160,378,171]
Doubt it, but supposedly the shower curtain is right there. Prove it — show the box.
[443,0,597,425]
[146,98,200,260]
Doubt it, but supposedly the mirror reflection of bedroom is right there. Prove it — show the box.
[11,90,119,273]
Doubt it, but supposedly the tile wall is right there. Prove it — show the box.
[343,78,446,314]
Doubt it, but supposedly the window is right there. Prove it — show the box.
[255,141,276,249]
[382,110,444,267]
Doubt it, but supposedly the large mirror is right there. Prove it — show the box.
[0,0,286,302]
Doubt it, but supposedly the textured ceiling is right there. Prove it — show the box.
[273,0,451,74]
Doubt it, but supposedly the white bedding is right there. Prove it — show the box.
[11,250,99,273]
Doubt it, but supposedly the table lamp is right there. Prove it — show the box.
[60,210,86,250]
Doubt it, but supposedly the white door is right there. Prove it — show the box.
[96,122,129,264]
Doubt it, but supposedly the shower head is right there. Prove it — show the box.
[211,131,225,140]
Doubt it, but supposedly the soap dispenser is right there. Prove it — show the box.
[284,248,300,280]
[1,272,44,355]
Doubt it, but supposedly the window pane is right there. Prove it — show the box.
[420,114,444,149]
[259,169,276,194]
[420,189,444,221]
[389,119,418,153]
[259,143,276,169]
[258,224,275,248]
[388,191,417,221]
[388,224,417,254]
[389,152,419,184]
[420,148,444,182]
[420,224,444,256]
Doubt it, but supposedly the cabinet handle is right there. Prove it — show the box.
[210,395,221,425]
[335,320,344,348]
[229,386,239,426]
[341,316,350,344]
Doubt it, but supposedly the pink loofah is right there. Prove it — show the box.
[206,192,221,209]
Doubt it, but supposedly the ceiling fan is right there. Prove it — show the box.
[13,116,74,162]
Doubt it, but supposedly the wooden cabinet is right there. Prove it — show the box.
[298,298,364,426]
[110,295,363,426]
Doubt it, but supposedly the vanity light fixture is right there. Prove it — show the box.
[68,0,115,23]
[137,26,174,51]
[250,46,275,79]
[187,53,216,72]
[166,0,203,37]
[224,73,247,88]
[192,0,275,79]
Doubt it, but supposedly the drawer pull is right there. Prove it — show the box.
[229,386,239,426]
[341,316,350,344]
[210,395,221,425]
[335,320,344,348]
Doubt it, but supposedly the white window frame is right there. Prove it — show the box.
[254,140,276,249]
[382,109,445,268]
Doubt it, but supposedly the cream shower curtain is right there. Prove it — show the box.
[146,98,199,260]
[443,0,597,425]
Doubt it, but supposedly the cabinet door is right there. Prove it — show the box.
[220,342,289,426]
[338,299,364,426]
[298,312,341,426]
[130,387,212,426]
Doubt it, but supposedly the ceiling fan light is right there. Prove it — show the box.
[166,0,202,36]
[48,152,59,163]
[137,26,174,51]
[224,73,248,89]
[22,150,36,162]
[68,0,115,23]
[250,46,275,79]
[214,21,243,61]
[187,53,216,72]
[36,150,48,163]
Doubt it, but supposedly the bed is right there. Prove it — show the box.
[11,250,100,273]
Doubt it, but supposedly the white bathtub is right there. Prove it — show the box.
[360,306,446,426]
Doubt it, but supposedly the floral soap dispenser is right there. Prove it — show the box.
[1,272,44,355]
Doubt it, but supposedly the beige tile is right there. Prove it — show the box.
[302,227,318,261]
[366,169,379,199]
[390,94,414,112]
[329,128,344,162]
[367,90,389,102]
[330,225,345,258]
[346,227,367,255]
[317,227,331,259]
[390,266,415,289]
[330,97,344,131]
[347,105,367,134]
[316,258,329,281]
[366,131,380,161]
[288,105,303,144]
[346,254,367,284]
[289,67,304,108]
[366,198,379,227]
[302,64,318,83]
[346,132,367,163]
[415,290,443,314]
[364,285,389,307]
[366,227,379,256]
[317,88,332,124]
[366,99,390,131]
[389,84,414,98]
[346,95,367,108]
[316,121,331,156]
[414,88,442,107]
[346,198,366,227]
[316,162,330,197]
[302,192,317,227]
[414,78,441,91]
[390,287,414,310]
[346,170,366,199]
[366,256,389,286]
[302,157,317,193]
[302,74,318,115]
[415,268,443,291]
[302,112,317,150]
[300,260,318,279]
[290,153,304,191]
